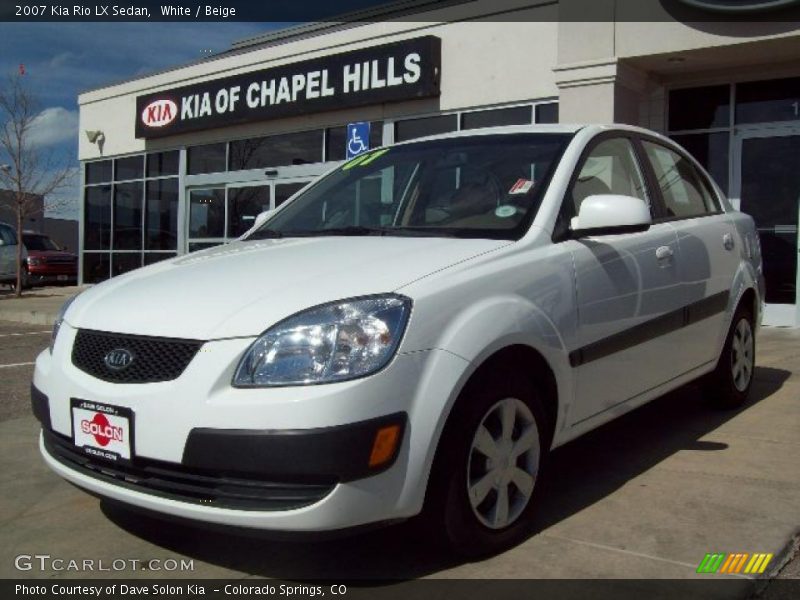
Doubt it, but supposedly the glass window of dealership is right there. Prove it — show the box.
[80,100,559,282]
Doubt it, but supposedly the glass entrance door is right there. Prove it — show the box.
[186,179,311,253]
[733,126,800,326]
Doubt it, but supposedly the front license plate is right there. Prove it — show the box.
[71,399,134,463]
[57,274,68,281]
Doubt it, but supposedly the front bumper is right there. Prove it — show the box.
[34,323,470,531]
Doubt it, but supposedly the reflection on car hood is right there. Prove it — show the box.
[67,236,509,339]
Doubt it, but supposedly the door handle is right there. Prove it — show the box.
[723,233,735,251]
[656,246,674,261]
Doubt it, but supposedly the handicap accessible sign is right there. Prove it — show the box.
[346,122,370,159]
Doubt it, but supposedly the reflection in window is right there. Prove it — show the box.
[188,242,223,253]
[228,186,271,238]
[85,160,112,184]
[84,185,111,250]
[395,114,458,142]
[187,143,226,175]
[461,106,531,130]
[189,188,225,238]
[145,178,178,250]
[668,85,730,131]
[736,76,800,125]
[535,103,559,124]
[229,130,323,170]
[115,156,144,181]
[144,252,176,265]
[275,182,307,208]
[147,151,179,177]
[112,253,142,276]
[113,181,143,250]
[83,253,110,283]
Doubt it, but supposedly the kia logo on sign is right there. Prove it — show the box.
[104,348,134,371]
[141,99,177,128]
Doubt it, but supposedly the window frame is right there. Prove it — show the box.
[553,132,655,243]
[634,134,724,224]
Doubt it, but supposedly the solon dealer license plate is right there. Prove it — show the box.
[71,399,134,463]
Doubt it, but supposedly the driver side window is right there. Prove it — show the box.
[560,137,650,228]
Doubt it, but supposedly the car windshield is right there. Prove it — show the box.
[23,235,60,251]
[248,133,572,241]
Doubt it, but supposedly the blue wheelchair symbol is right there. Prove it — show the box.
[346,122,370,159]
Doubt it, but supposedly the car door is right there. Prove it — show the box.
[639,139,738,371]
[561,136,685,425]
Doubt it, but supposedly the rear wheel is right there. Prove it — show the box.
[703,305,755,409]
[426,368,549,557]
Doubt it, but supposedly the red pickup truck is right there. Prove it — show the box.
[23,232,77,287]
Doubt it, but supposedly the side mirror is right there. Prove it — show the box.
[571,194,651,237]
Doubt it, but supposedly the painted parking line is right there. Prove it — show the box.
[0,362,36,369]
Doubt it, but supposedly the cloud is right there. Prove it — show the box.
[27,107,79,147]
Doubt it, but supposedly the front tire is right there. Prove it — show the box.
[703,305,755,409]
[427,368,549,557]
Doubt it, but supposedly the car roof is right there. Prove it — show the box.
[390,123,673,146]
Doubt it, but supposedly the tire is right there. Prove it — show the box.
[702,305,755,409]
[425,366,549,558]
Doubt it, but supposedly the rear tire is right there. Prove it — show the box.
[702,305,755,409]
[425,367,549,558]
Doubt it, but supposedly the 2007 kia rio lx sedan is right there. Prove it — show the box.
[33,124,764,556]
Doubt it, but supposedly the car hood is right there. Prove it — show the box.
[67,236,509,339]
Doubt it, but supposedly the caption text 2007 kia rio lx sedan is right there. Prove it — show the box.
[33,124,763,556]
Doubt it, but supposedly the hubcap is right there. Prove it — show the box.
[731,318,754,392]
[467,397,540,530]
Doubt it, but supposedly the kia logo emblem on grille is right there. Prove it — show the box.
[104,348,134,371]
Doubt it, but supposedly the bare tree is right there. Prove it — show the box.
[0,73,76,296]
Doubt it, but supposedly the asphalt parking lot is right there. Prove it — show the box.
[0,317,798,592]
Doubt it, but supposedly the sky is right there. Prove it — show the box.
[0,22,279,220]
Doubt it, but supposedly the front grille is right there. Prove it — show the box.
[43,430,336,511]
[72,329,203,383]
[43,256,76,264]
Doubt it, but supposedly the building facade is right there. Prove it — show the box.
[77,0,800,326]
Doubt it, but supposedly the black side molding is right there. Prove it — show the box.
[182,412,407,483]
[570,291,729,367]
[31,384,52,430]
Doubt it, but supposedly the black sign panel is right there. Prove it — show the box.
[135,36,441,139]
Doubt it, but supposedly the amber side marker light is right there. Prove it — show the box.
[369,424,402,468]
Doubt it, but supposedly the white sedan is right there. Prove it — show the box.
[33,124,763,556]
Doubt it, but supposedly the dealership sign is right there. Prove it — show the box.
[675,0,800,11]
[135,36,441,139]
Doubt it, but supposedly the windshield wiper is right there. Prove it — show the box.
[246,229,284,240]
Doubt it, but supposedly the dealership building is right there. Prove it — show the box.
[77,0,800,325]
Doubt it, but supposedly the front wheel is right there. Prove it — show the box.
[703,305,755,409]
[426,369,548,557]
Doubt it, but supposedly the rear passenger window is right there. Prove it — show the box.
[642,141,718,219]
[562,137,649,224]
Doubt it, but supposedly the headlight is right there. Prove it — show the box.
[233,295,412,387]
[50,294,79,353]
[27,257,41,266]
